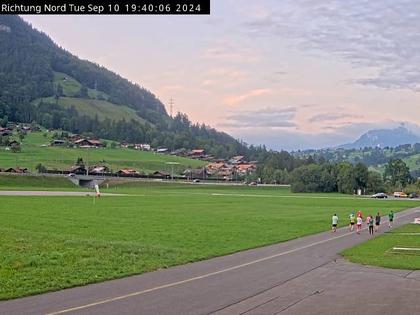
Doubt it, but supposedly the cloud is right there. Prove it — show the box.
[224,88,271,106]
[309,113,363,123]
[219,106,297,129]
[243,0,420,91]
[200,40,260,63]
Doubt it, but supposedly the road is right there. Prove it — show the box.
[1,207,420,315]
[0,191,124,196]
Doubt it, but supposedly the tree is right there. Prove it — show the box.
[76,157,84,166]
[336,163,356,194]
[35,163,47,173]
[55,84,64,100]
[366,171,385,193]
[353,162,369,192]
[11,143,21,153]
[384,159,412,188]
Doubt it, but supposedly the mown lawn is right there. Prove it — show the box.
[0,183,419,300]
[342,224,420,270]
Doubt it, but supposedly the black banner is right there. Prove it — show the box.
[0,0,210,15]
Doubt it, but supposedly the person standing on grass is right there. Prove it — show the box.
[356,215,363,234]
[368,215,374,235]
[375,212,381,232]
[349,212,356,231]
[389,210,394,228]
[332,214,339,232]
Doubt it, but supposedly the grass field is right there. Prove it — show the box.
[1,180,419,300]
[0,174,77,191]
[0,132,206,174]
[342,224,420,270]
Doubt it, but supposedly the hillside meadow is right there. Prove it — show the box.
[0,132,206,174]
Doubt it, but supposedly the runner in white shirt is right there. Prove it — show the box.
[356,215,363,234]
[331,214,339,232]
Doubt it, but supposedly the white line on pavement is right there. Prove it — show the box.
[46,209,418,315]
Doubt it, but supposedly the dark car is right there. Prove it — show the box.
[409,193,418,199]
[371,193,388,199]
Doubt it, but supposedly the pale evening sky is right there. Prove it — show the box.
[23,0,420,150]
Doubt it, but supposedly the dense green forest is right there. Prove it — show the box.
[0,15,249,158]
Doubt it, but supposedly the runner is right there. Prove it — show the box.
[349,212,356,231]
[368,215,374,235]
[357,210,363,219]
[356,215,363,234]
[375,212,381,232]
[332,214,339,232]
[389,210,394,228]
[366,214,371,228]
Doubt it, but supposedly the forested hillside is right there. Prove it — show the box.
[0,15,246,158]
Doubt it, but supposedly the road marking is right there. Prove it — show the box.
[393,247,420,251]
[46,210,418,315]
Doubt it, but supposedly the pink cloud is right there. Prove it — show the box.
[224,88,271,106]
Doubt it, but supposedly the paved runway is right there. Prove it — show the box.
[1,207,419,315]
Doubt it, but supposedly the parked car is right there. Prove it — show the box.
[193,179,200,183]
[67,173,76,177]
[248,181,257,186]
[409,192,419,199]
[371,192,388,199]
[393,191,408,198]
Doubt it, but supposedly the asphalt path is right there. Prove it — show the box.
[1,207,420,315]
[0,191,124,196]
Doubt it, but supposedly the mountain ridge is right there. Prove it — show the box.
[0,15,248,158]
[339,126,420,149]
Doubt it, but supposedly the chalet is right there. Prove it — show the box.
[135,144,151,151]
[229,156,245,164]
[156,148,169,154]
[89,165,109,175]
[74,139,105,148]
[0,127,12,137]
[120,142,134,149]
[206,162,226,174]
[183,168,209,179]
[171,148,187,156]
[4,167,28,173]
[117,168,139,176]
[68,134,81,142]
[51,139,66,146]
[152,171,170,178]
[236,164,257,175]
[188,149,205,159]
[68,165,87,175]
[8,140,20,147]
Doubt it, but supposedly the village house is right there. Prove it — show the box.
[229,156,246,165]
[74,139,105,148]
[7,140,20,147]
[151,171,170,178]
[188,149,205,159]
[156,148,169,154]
[0,127,12,137]
[51,139,66,146]
[117,168,139,176]
[68,165,87,175]
[89,165,110,175]
[3,167,29,173]
[236,164,257,175]
[134,143,151,151]
[206,162,227,175]
[183,168,209,180]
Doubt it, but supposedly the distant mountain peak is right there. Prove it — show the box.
[340,126,420,149]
